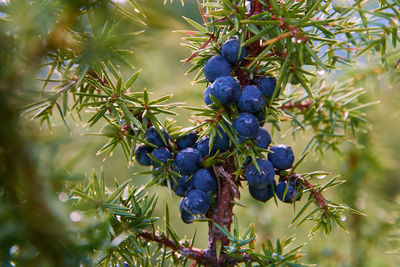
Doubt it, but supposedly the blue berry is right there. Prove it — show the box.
[134,145,154,166]
[193,169,217,193]
[204,55,232,83]
[233,113,259,137]
[254,111,266,126]
[268,144,294,170]
[175,148,202,175]
[183,189,211,214]
[181,209,194,224]
[245,158,275,189]
[196,127,231,158]
[146,126,169,147]
[221,39,246,64]
[276,179,302,203]
[237,85,265,113]
[254,76,279,98]
[204,85,213,105]
[210,76,241,106]
[151,147,172,167]
[249,182,275,202]
[172,175,194,197]
[196,137,212,158]
[253,127,271,149]
[122,263,130,267]
[179,199,195,224]
[214,125,231,152]
[176,131,198,149]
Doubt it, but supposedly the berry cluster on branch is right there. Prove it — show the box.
[8,0,393,265]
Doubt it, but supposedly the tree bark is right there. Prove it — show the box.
[205,167,236,266]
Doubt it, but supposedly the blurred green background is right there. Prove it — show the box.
[16,1,400,266]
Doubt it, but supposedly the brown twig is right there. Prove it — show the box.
[279,100,312,110]
[140,1,307,265]
[138,230,205,263]
[301,179,329,217]
[88,70,109,86]
[276,172,329,217]
[138,226,255,266]
[137,161,247,266]
[138,205,254,266]
[195,2,267,265]
[235,0,269,85]
[204,164,238,266]
[261,31,293,47]
[250,0,263,14]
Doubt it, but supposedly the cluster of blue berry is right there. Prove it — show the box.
[247,145,303,204]
[135,127,217,223]
[133,39,303,224]
[203,39,303,204]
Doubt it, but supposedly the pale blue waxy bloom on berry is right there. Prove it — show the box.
[183,189,211,215]
[135,145,154,166]
[249,182,276,202]
[204,85,213,105]
[253,127,271,149]
[268,144,294,170]
[172,175,194,197]
[237,85,265,113]
[233,113,259,137]
[210,76,241,106]
[146,126,169,147]
[245,158,275,189]
[254,76,278,98]
[176,131,198,149]
[221,39,246,64]
[179,198,195,224]
[204,55,232,83]
[276,179,302,203]
[192,169,217,193]
[151,147,172,167]
[175,148,202,175]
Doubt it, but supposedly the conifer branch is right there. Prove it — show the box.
[279,100,312,111]
[137,230,205,262]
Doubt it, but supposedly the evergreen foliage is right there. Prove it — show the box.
[0,0,399,266]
